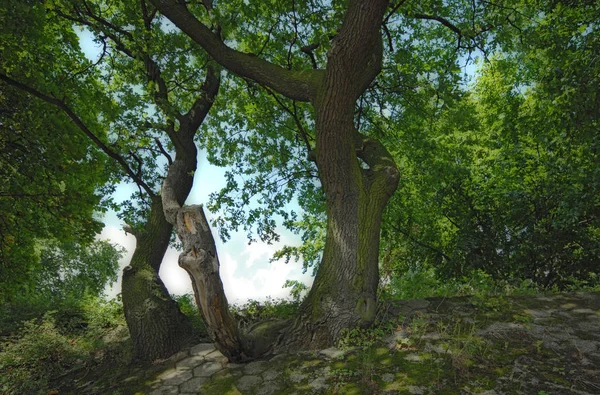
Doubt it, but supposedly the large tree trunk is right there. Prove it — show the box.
[281,0,398,350]
[122,197,197,361]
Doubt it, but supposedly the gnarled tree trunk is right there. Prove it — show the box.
[278,0,399,350]
[162,158,249,362]
[122,197,197,361]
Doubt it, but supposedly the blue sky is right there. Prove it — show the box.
[76,29,313,303]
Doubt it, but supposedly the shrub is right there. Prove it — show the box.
[0,296,128,394]
[230,297,301,330]
[173,293,208,336]
[0,314,84,394]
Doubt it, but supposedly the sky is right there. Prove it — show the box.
[76,29,313,304]
[99,152,313,304]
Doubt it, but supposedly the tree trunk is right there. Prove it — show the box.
[280,0,399,350]
[121,197,197,361]
[162,156,249,362]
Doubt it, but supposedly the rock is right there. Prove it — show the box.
[236,375,262,391]
[404,353,423,362]
[243,360,269,375]
[205,349,228,365]
[160,369,193,386]
[269,353,290,364]
[193,361,224,377]
[262,368,281,381]
[260,381,283,395]
[381,373,395,383]
[288,370,306,383]
[408,386,427,394]
[308,376,328,391]
[176,355,205,369]
[179,376,209,393]
[164,349,190,364]
[319,347,345,360]
[147,386,179,395]
[190,343,216,357]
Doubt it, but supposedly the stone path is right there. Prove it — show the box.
[142,292,600,394]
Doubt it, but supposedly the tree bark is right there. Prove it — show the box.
[121,197,197,362]
[155,65,250,361]
[171,203,249,362]
[293,0,398,348]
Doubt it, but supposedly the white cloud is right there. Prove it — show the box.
[220,242,313,304]
[99,211,313,304]
[98,224,135,299]
[159,248,193,296]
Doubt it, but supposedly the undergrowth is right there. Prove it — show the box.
[0,296,127,394]
[381,268,600,302]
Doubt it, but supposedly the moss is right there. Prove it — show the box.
[335,382,364,394]
[201,373,241,395]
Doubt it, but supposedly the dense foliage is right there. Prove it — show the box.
[0,296,128,394]
[1,0,600,383]
[381,0,600,289]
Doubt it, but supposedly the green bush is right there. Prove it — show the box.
[230,297,301,329]
[173,294,208,336]
[0,314,84,394]
[0,296,128,394]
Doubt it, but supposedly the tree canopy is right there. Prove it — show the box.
[1,0,599,361]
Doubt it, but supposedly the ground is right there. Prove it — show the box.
[56,291,600,394]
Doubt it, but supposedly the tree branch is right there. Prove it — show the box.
[181,64,221,136]
[300,43,319,70]
[391,224,452,262]
[264,87,313,154]
[0,74,156,198]
[149,0,320,102]
[413,13,462,35]
[154,137,173,165]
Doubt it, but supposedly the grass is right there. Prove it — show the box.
[2,270,599,394]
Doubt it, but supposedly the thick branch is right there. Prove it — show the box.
[413,13,462,35]
[0,74,156,197]
[181,64,221,138]
[149,0,319,102]
[354,130,399,196]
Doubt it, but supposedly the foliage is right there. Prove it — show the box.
[337,323,395,350]
[282,279,309,302]
[380,0,600,290]
[3,0,600,365]
[230,297,301,328]
[0,85,117,302]
[0,239,122,310]
[173,294,208,336]
[0,296,127,394]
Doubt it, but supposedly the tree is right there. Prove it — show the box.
[148,0,400,351]
[379,0,600,289]
[0,0,219,360]
[0,70,115,303]
[148,0,531,351]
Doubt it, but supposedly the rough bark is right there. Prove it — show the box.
[290,0,399,349]
[151,0,399,352]
[172,203,250,362]
[121,198,197,361]
[162,159,249,362]
[154,64,250,361]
